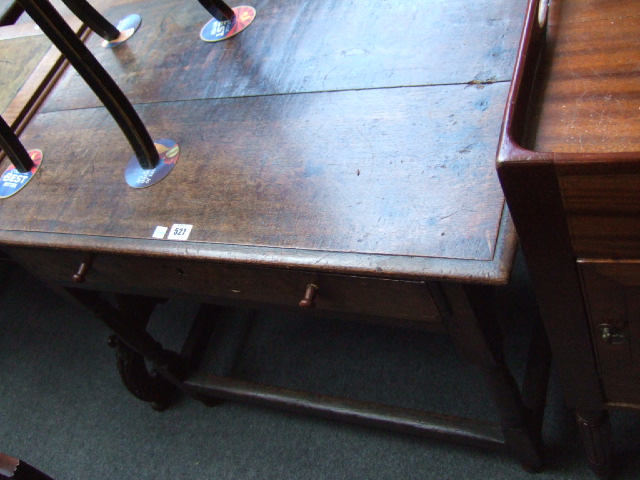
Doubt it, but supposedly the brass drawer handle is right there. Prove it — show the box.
[597,324,628,345]
[299,284,319,308]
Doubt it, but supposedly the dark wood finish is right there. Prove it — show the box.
[3,245,444,324]
[10,85,512,268]
[0,18,84,165]
[533,3,640,260]
[298,283,318,308]
[18,0,159,168]
[496,160,603,410]
[1,0,526,282]
[521,317,552,441]
[108,294,179,410]
[443,283,544,469]
[497,0,640,476]
[43,0,526,112]
[579,261,640,406]
[0,25,49,114]
[0,0,550,470]
[110,335,178,411]
[534,4,640,154]
[72,257,92,283]
[184,371,507,451]
[67,283,521,454]
[179,303,225,370]
[559,171,640,258]
[576,410,613,479]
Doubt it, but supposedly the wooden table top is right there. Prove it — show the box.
[0,0,530,282]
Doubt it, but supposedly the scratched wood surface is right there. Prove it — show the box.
[10,83,509,260]
[13,0,127,24]
[0,0,528,278]
[533,1,640,153]
[43,0,526,111]
[548,0,639,27]
[0,26,50,114]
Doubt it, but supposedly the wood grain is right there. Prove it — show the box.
[533,3,640,153]
[0,31,50,114]
[4,245,444,323]
[42,0,527,112]
[13,0,132,24]
[498,0,640,473]
[579,260,640,406]
[0,18,85,164]
[9,82,509,262]
[559,172,640,258]
[0,0,527,283]
[0,2,546,460]
[548,0,640,28]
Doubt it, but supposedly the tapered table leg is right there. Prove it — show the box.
[576,409,613,479]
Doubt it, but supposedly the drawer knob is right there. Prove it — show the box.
[73,261,92,283]
[597,324,628,345]
[299,284,319,308]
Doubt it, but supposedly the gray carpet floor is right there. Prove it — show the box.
[1,255,639,480]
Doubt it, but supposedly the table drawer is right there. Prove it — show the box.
[5,247,444,324]
[579,260,640,407]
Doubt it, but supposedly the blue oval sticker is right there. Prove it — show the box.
[125,139,179,188]
[0,149,43,199]
[200,6,256,43]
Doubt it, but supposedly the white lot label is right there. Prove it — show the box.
[152,226,168,239]
[167,224,193,241]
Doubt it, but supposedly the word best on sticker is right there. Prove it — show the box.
[168,224,193,241]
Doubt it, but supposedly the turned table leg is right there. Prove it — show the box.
[66,289,184,409]
[442,283,547,471]
[67,289,232,410]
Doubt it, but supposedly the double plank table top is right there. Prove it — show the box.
[0,0,529,284]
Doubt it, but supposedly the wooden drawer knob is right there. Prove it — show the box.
[299,284,319,308]
[73,261,92,283]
